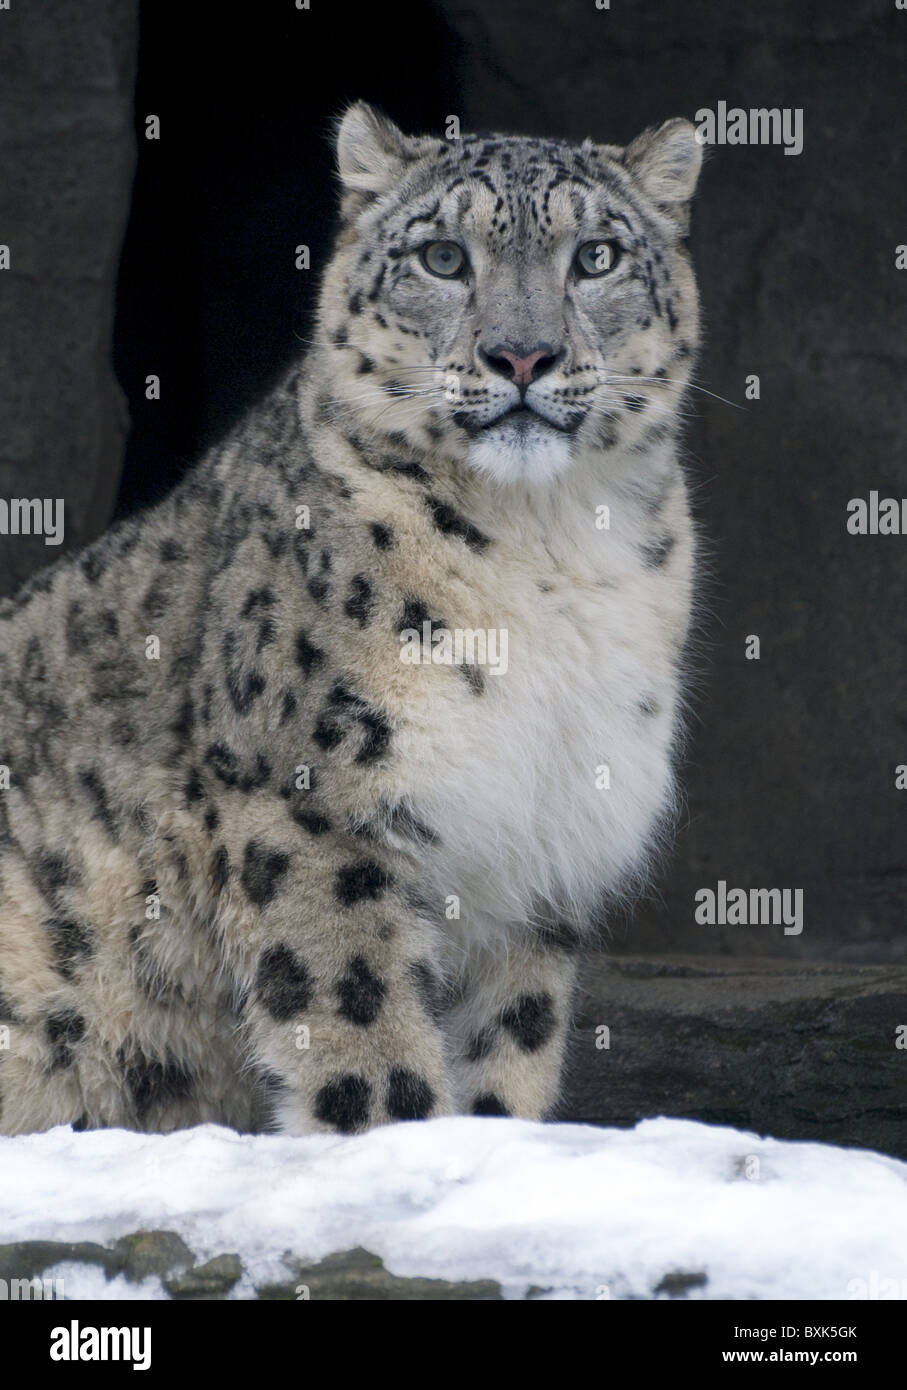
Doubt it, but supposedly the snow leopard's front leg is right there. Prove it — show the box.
[213,810,454,1135]
[447,934,578,1119]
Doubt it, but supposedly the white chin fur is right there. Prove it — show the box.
[466,417,575,486]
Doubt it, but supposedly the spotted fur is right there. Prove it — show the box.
[0,104,702,1135]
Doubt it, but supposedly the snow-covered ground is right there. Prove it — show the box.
[2,1115,907,1300]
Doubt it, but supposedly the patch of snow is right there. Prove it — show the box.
[41,1264,167,1301]
[2,1116,906,1299]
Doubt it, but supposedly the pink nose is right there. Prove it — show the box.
[496,349,548,388]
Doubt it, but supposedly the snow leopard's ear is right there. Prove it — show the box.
[335,102,420,199]
[622,119,703,232]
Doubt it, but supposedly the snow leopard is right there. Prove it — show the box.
[0,103,702,1136]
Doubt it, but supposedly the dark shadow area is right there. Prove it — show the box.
[113,0,463,515]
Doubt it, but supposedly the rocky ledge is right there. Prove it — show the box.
[565,954,907,1159]
[0,1235,504,1301]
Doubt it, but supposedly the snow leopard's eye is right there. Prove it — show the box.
[420,241,467,278]
[575,240,621,277]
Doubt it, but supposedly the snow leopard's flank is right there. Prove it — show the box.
[0,104,702,1135]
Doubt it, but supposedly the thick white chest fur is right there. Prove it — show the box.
[391,450,693,941]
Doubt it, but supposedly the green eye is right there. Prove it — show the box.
[421,241,466,278]
[575,240,621,276]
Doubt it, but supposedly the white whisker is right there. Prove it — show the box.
[603,374,744,411]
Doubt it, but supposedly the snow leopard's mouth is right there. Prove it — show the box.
[479,405,584,435]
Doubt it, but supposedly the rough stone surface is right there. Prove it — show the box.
[165,1253,242,1300]
[0,1228,191,1285]
[258,1247,503,1301]
[112,1229,193,1282]
[0,1237,503,1301]
[564,954,907,1157]
[0,0,137,596]
[0,1239,119,1283]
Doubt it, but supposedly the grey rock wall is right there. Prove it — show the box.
[564,954,907,1156]
[0,0,137,596]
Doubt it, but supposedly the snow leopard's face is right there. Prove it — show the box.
[319,104,703,486]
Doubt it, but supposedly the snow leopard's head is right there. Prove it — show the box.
[318,103,703,487]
